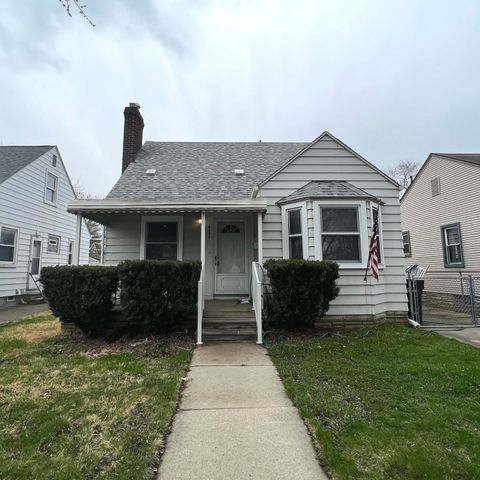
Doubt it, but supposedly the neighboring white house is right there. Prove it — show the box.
[67,103,408,339]
[0,146,90,305]
[401,153,480,273]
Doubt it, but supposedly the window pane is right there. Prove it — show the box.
[0,246,14,262]
[31,257,40,275]
[47,173,57,189]
[447,245,462,264]
[446,227,460,245]
[146,243,177,260]
[322,235,361,261]
[288,210,302,235]
[0,228,16,246]
[46,188,55,203]
[322,208,358,232]
[402,232,411,255]
[147,222,177,243]
[289,236,303,259]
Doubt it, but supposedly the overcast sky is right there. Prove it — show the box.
[1,0,479,196]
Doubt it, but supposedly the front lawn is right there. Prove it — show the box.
[0,315,193,479]
[270,326,480,480]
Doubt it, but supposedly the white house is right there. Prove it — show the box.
[68,103,408,341]
[0,146,90,305]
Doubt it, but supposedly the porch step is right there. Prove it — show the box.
[204,310,255,319]
[20,290,46,305]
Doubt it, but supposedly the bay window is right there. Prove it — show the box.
[320,207,361,262]
[281,203,307,259]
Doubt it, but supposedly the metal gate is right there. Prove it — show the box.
[406,268,479,327]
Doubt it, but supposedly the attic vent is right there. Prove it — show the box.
[234,169,245,176]
[146,168,157,176]
[431,177,441,197]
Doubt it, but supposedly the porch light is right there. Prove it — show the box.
[196,218,203,225]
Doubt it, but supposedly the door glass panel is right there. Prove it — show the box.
[32,240,41,257]
[30,240,41,274]
[218,222,245,274]
[31,258,40,275]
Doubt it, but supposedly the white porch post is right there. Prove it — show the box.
[200,210,206,265]
[197,210,206,345]
[257,211,263,264]
[73,214,82,265]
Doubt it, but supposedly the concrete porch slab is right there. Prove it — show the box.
[192,342,270,366]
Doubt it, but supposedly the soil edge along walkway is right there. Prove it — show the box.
[157,342,328,480]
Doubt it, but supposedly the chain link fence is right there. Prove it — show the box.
[406,268,479,327]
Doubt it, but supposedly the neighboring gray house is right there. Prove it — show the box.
[401,153,480,273]
[0,146,90,305]
[68,103,408,342]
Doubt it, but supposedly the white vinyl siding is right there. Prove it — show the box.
[260,134,407,318]
[401,154,480,273]
[0,148,90,298]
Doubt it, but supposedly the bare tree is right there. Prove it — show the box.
[58,0,96,27]
[72,180,102,261]
[387,160,420,189]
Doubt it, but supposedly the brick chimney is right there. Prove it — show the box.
[122,103,144,173]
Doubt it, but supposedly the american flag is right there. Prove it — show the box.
[365,221,379,280]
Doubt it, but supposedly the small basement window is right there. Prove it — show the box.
[6,296,15,302]
[47,235,61,254]
[402,231,412,257]
[441,223,464,267]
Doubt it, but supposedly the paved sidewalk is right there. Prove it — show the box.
[0,303,50,325]
[439,327,480,348]
[157,343,328,480]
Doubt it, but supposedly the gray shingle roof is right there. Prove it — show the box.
[434,153,480,166]
[0,146,53,184]
[107,141,308,200]
[277,180,381,204]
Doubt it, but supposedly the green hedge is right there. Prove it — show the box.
[40,266,119,335]
[118,260,202,332]
[264,259,340,329]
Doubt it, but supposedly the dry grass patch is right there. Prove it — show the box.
[0,315,193,480]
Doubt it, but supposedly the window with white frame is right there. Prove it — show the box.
[47,234,61,254]
[68,240,74,264]
[45,172,58,204]
[441,223,464,267]
[0,226,18,263]
[287,209,304,259]
[52,154,57,167]
[319,206,361,262]
[144,219,183,260]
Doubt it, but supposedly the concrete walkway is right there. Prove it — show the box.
[157,343,328,480]
[438,327,480,348]
[0,303,50,325]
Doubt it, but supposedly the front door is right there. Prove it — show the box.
[215,221,248,294]
[28,239,42,289]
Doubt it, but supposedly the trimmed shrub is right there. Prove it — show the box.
[264,259,340,329]
[40,265,119,335]
[117,260,202,332]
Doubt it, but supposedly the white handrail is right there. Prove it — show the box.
[252,261,263,344]
[197,263,205,344]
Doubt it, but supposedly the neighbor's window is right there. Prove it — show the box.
[441,223,464,267]
[145,222,178,260]
[47,234,61,254]
[320,207,361,262]
[45,172,58,204]
[402,231,412,257]
[287,209,303,259]
[431,177,441,197]
[68,240,74,264]
[0,226,17,263]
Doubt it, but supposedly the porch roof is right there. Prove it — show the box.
[67,198,267,224]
